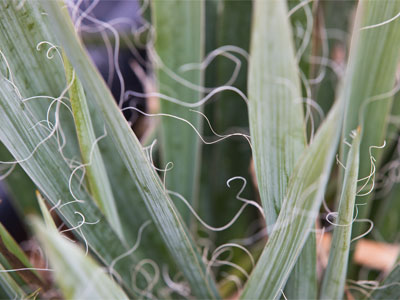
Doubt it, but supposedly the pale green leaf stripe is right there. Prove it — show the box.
[0,263,27,300]
[63,54,123,239]
[32,219,128,300]
[248,0,306,230]
[42,1,219,298]
[341,0,400,238]
[369,262,400,299]
[152,0,204,225]
[36,191,57,231]
[321,127,361,300]
[241,98,344,300]
[248,0,315,298]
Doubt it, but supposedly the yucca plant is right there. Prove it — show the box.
[0,0,400,299]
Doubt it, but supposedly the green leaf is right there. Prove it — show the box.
[151,0,204,225]
[0,0,142,292]
[32,218,128,300]
[63,53,123,239]
[241,96,344,299]
[248,0,306,230]
[247,0,316,298]
[340,0,400,240]
[41,1,220,298]
[321,126,361,299]
[0,0,79,216]
[0,1,80,161]
[0,1,180,295]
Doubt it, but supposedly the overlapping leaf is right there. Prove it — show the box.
[41,1,220,298]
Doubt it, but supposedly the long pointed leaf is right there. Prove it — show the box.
[241,97,344,299]
[248,0,316,298]
[42,1,220,298]
[63,53,123,238]
[341,0,400,240]
[36,191,57,231]
[0,1,175,295]
[248,0,306,230]
[321,127,361,299]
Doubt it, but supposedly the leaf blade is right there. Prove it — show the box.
[41,1,220,298]
[341,0,400,240]
[63,53,123,238]
[248,0,306,230]
[241,98,344,300]
[0,1,175,295]
[247,0,317,297]
[320,127,361,299]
